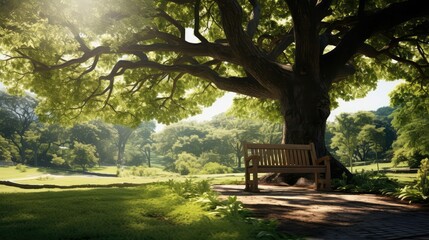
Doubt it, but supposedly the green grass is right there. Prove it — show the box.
[348,162,417,185]
[386,173,418,185]
[0,166,245,193]
[350,161,408,172]
[0,184,259,240]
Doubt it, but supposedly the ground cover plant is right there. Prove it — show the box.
[333,160,429,203]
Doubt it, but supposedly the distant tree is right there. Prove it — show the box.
[154,122,207,157]
[70,141,99,171]
[0,92,38,163]
[129,121,156,167]
[330,112,375,171]
[391,83,429,167]
[210,114,263,168]
[70,122,116,164]
[113,125,134,169]
[373,106,397,157]
[357,124,386,171]
[0,135,13,162]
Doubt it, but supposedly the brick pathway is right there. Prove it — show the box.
[213,185,429,240]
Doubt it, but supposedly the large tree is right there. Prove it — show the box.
[390,83,429,167]
[1,0,428,177]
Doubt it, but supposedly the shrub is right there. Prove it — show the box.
[333,170,399,193]
[15,163,27,172]
[175,152,201,175]
[200,162,233,174]
[130,166,158,177]
[395,158,429,203]
[51,154,66,166]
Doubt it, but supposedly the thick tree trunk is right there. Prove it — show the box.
[279,79,352,179]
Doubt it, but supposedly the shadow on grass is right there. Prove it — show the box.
[0,185,256,240]
[37,167,117,177]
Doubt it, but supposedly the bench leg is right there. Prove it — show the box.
[314,172,320,190]
[245,169,251,191]
[252,172,259,192]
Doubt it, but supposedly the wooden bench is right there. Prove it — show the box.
[244,143,331,192]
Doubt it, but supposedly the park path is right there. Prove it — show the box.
[213,184,429,240]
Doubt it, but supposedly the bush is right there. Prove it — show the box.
[333,170,399,193]
[130,166,158,177]
[175,152,201,175]
[200,162,233,174]
[51,154,66,166]
[395,158,429,203]
[15,163,27,172]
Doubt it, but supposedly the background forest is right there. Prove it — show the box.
[2,82,428,175]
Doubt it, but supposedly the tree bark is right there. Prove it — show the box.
[279,77,352,179]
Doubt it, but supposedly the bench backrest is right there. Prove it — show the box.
[243,143,318,166]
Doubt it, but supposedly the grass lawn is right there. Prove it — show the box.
[0,166,245,193]
[0,184,262,240]
[349,162,417,184]
[351,161,409,172]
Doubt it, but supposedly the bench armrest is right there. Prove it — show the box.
[316,155,331,165]
[244,155,261,168]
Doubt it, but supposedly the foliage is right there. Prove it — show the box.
[174,152,201,175]
[15,163,27,172]
[0,91,38,163]
[167,180,299,239]
[330,111,389,169]
[127,121,156,167]
[70,141,99,171]
[50,154,66,167]
[1,0,427,152]
[333,171,399,194]
[390,83,429,167]
[201,162,233,174]
[167,179,212,199]
[0,135,13,161]
[394,158,429,203]
[155,114,282,172]
[130,166,159,177]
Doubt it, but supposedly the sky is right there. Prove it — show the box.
[170,79,402,126]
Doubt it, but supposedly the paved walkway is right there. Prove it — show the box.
[213,185,429,240]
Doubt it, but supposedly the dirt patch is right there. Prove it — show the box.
[214,184,429,239]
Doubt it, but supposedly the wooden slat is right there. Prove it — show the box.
[243,142,321,167]
[275,149,280,166]
[243,142,331,191]
[309,143,318,165]
[300,150,306,165]
[304,150,310,165]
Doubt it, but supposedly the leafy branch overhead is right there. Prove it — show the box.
[0,0,428,126]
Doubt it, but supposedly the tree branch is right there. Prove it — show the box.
[193,0,208,43]
[99,59,274,99]
[246,0,261,38]
[322,0,429,81]
[157,9,186,40]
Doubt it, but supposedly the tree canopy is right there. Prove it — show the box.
[1,0,427,123]
[1,0,428,177]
